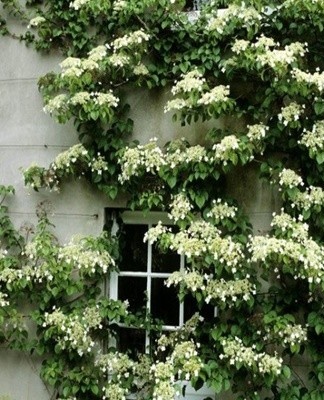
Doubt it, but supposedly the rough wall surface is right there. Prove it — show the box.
[0,37,108,399]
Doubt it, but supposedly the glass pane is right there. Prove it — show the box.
[120,224,148,271]
[117,327,146,356]
[152,243,181,273]
[184,293,215,321]
[151,278,179,325]
[118,277,147,313]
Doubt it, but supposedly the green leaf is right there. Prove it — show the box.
[167,175,177,188]
[282,365,291,379]
[91,385,99,395]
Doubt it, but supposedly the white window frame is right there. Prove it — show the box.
[108,210,186,352]
[107,209,216,400]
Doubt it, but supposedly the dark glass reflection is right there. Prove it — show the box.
[184,293,215,321]
[118,277,147,313]
[151,278,179,325]
[117,328,146,356]
[152,243,181,273]
[120,224,148,271]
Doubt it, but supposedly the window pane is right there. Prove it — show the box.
[152,243,181,273]
[151,278,179,326]
[118,277,147,313]
[120,224,148,272]
[117,327,146,356]
[184,293,215,321]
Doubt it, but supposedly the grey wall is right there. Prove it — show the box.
[0,36,109,399]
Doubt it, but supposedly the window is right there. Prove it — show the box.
[106,210,214,355]
[185,0,210,11]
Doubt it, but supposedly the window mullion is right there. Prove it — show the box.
[179,254,185,326]
[146,224,152,352]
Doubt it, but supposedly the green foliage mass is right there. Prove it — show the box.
[2,0,324,399]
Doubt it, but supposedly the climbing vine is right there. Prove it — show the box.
[2,0,324,399]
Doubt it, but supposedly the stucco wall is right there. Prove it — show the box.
[0,35,110,399]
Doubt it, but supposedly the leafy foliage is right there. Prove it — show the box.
[3,0,324,399]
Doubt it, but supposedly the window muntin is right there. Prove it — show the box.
[108,210,215,354]
[108,211,185,354]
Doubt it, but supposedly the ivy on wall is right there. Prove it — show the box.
[1,0,324,399]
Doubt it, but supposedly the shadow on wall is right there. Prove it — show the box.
[226,164,281,234]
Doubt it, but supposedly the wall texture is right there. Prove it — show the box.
[0,36,109,399]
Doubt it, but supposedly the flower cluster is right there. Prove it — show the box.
[257,42,307,70]
[43,306,102,356]
[164,98,189,113]
[118,138,165,183]
[118,139,213,182]
[246,123,269,142]
[143,221,171,245]
[232,39,250,54]
[271,211,309,241]
[28,16,46,28]
[63,90,119,108]
[265,323,307,347]
[133,63,149,75]
[88,45,108,62]
[225,36,307,76]
[166,270,205,292]
[112,30,150,50]
[171,340,203,380]
[102,383,127,400]
[292,67,324,92]
[167,271,255,304]
[171,70,206,95]
[43,94,69,115]
[70,92,91,105]
[166,145,209,168]
[0,292,9,307]
[168,193,193,222]
[60,57,84,77]
[109,54,130,67]
[58,236,115,274]
[220,337,283,376]
[249,233,324,284]
[213,135,240,164]
[52,144,89,172]
[292,185,324,210]
[94,91,120,107]
[277,324,307,346]
[95,352,134,378]
[151,340,202,400]
[206,198,237,221]
[278,168,304,189]
[278,102,305,126]
[113,0,127,11]
[257,34,278,48]
[90,154,109,175]
[164,219,244,271]
[69,0,90,10]
[0,246,55,284]
[207,4,262,35]
[205,278,255,304]
[165,72,234,114]
[197,85,230,106]
[299,120,324,153]
[44,48,119,117]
